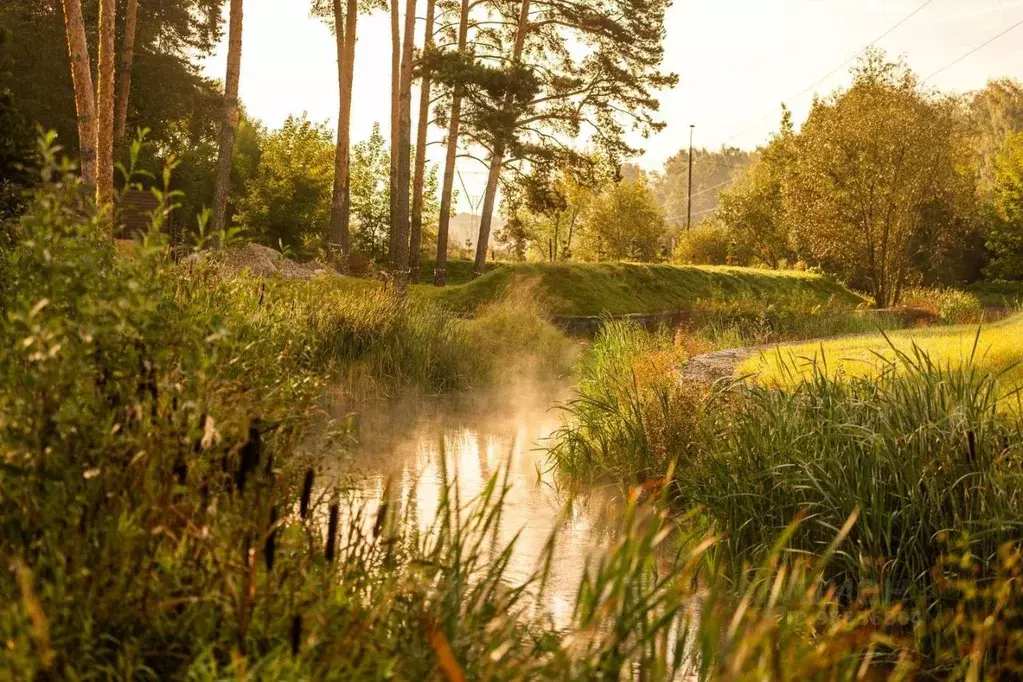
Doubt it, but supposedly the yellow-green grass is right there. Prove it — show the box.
[413,261,865,317]
[740,313,1023,407]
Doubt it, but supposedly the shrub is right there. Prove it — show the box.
[673,222,731,265]
[903,287,984,324]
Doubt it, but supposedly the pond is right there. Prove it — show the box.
[328,379,628,627]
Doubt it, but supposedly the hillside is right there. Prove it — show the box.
[416,262,866,317]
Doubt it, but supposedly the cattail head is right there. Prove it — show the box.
[300,470,314,519]
[265,506,278,572]
[173,459,188,486]
[325,503,339,563]
[290,615,302,656]
[237,420,263,492]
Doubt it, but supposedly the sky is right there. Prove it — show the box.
[202,0,1023,210]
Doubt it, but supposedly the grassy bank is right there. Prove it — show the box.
[739,313,1023,406]
[551,319,1023,675]
[417,261,865,317]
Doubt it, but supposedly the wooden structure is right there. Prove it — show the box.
[115,188,181,253]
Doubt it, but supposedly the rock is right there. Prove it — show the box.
[182,243,333,281]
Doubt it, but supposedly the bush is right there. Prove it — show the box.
[903,287,984,324]
[673,222,731,265]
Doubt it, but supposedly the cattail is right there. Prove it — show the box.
[325,504,339,563]
[265,506,278,572]
[290,615,302,656]
[264,450,274,478]
[373,499,388,539]
[173,459,188,486]
[967,431,977,468]
[300,470,314,519]
[236,421,262,492]
[258,281,265,308]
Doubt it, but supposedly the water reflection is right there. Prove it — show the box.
[327,380,627,627]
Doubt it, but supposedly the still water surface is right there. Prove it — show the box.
[330,380,627,626]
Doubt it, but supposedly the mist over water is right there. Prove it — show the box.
[326,379,628,626]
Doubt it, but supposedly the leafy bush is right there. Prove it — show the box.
[673,222,731,265]
[903,287,984,324]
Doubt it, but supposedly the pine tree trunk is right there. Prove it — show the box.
[61,0,97,187]
[328,0,358,272]
[211,0,244,238]
[96,0,117,211]
[408,0,436,283]
[389,0,417,289]
[473,140,505,275]
[434,0,470,287]
[113,0,139,150]
[388,0,400,263]
[472,0,531,277]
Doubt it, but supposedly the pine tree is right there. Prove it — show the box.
[408,0,437,282]
[211,0,244,237]
[60,0,97,186]
[388,0,417,288]
[113,0,139,150]
[433,0,471,286]
[468,0,677,277]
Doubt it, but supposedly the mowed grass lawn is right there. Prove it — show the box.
[740,313,1023,407]
[414,261,864,317]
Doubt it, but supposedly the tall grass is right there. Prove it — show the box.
[550,321,716,482]
[693,346,1023,593]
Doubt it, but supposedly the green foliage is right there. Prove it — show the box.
[348,122,392,260]
[0,27,32,225]
[550,321,708,481]
[716,108,796,268]
[902,287,984,324]
[234,114,334,252]
[498,156,607,261]
[576,176,667,262]
[0,0,225,156]
[673,222,732,266]
[552,320,1023,674]
[8,143,1023,680]
[986,130,1023,280]
[652,145,755,229]
[969,78,1023,194]
[785,51,979,307]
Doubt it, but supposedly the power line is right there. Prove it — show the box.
[720,0,938,148]
[923,14,1023,82]
[688,178,734,200]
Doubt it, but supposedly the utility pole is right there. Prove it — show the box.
[686,124,695,230]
